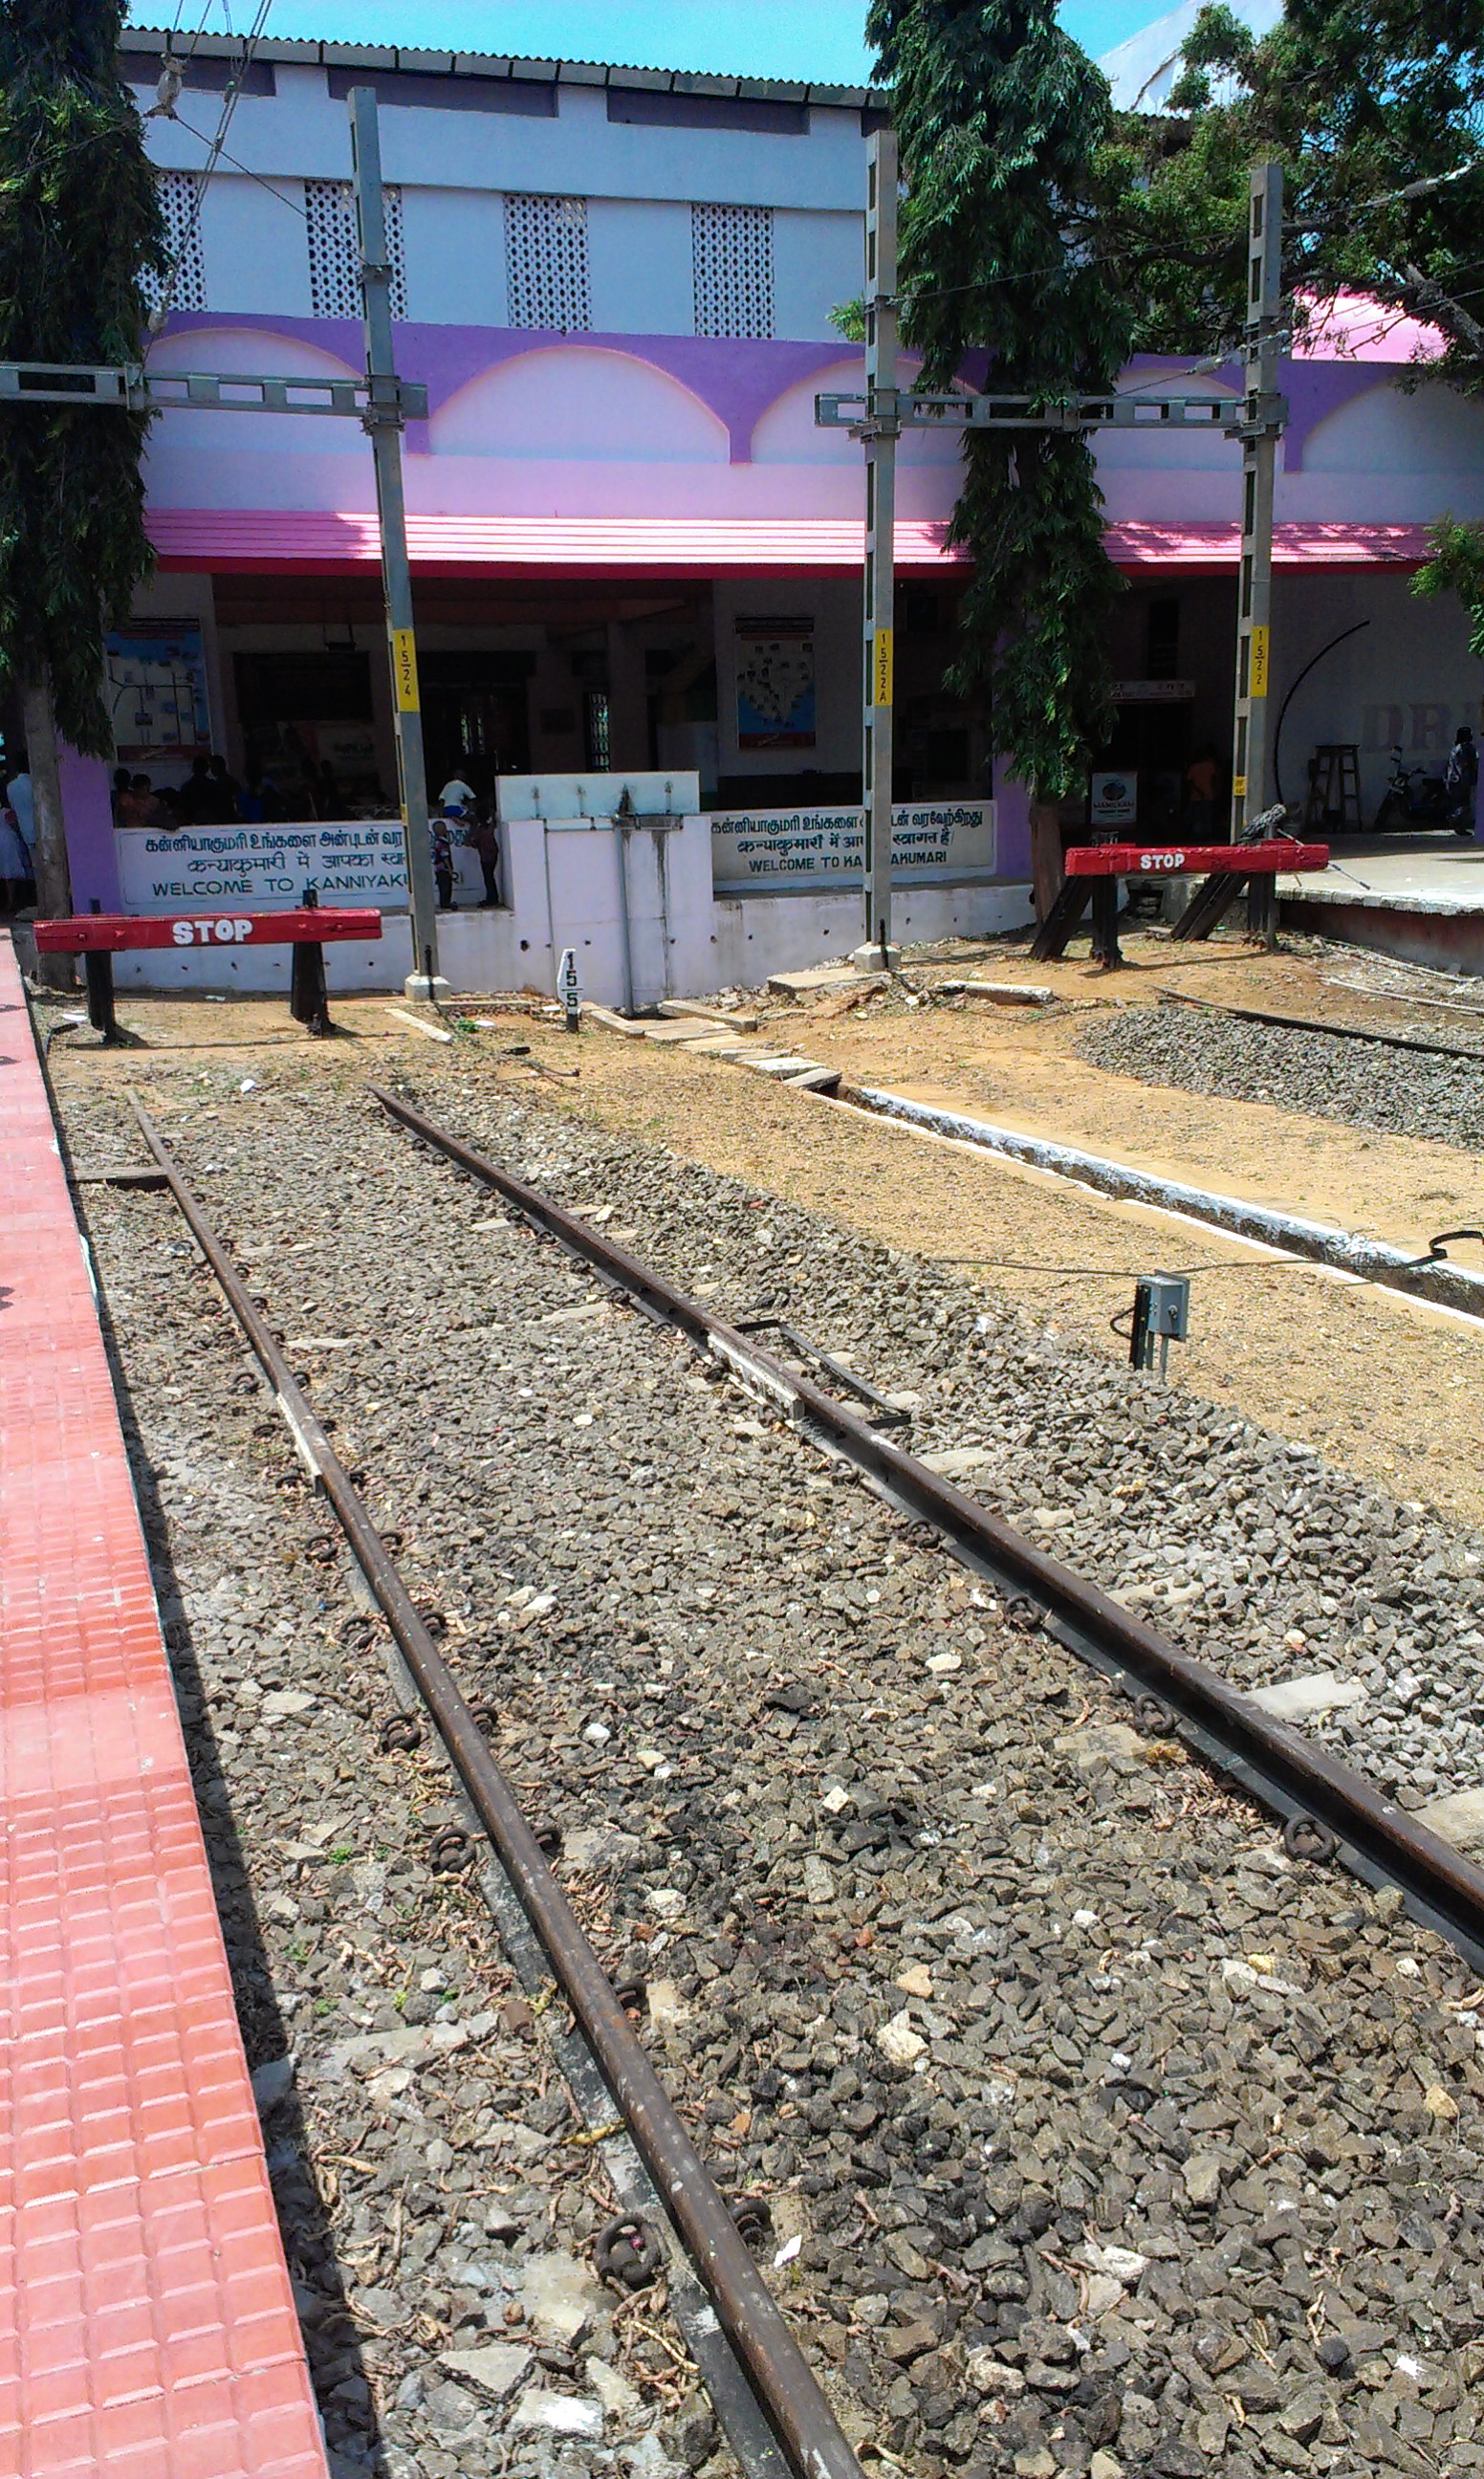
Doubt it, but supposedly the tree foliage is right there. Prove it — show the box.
[1414,516,1484,660]
[1106,0,1484,377]
[868,0,1135,801]
[0,0,163,755]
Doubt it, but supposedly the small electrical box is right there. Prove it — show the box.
[1142,1275,1189,1338]
[1129,1273,1190,1375]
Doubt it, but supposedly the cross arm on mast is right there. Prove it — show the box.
[0,362,428,419]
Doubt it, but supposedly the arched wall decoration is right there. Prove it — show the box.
[154,315,1451,478]
[159,311,855,463]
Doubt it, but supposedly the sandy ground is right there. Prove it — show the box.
[37,928,1484,1536]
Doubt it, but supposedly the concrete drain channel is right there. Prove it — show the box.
[584,999,1484,1322]
[833,1085,1484,1324]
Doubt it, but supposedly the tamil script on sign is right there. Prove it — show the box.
[709,801,995,891]
[116,822,410,914]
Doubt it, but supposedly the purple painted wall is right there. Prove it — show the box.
[60,752,121,912]
[163,313,855,465]
[994,779,1032,883]
[163,314,1452,478]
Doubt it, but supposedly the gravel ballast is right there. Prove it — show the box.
[1078,1004,1484,1152]
[63,1055,1484,2479]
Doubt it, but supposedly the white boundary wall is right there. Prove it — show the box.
[110,790,1029,1003]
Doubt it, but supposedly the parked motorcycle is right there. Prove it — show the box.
[1372,744,1469,832]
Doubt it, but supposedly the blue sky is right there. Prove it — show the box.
[127,1,1164,77]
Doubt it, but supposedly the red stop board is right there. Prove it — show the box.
[33,908,383,954]
[1065,842,1328,878]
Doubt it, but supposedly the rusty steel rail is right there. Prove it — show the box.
[373,1081,1484,1979]
[1156,983,1484,1064]
[128,1097,867,2479]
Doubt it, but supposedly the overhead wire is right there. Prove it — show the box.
[169,113,306,221]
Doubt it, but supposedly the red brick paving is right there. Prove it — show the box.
[0,940,328,2476]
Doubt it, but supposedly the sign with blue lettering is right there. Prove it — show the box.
[116,820,410,913]
[709,801,995,893]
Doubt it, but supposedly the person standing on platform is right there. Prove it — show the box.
[5,753,35,877]
[464,805,501,906]
[429,809,454,910]
[118,775,163,829]
[0,794,28,912]
[1185,744,1218,838]
[1447,726,1478,838]
[207,752,242,820]
[238,761,284,823]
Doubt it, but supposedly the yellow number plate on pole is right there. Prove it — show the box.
[1248,625,1270,699]
[392,626,421,713]
[872,627,894,709]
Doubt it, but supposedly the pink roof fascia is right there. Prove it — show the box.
[146,509,1434,576]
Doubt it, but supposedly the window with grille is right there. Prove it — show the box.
[691,204,774,340]
[504,194,591,331]
[304,179,406,319]
[144,169,207,316]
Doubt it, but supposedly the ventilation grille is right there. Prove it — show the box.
[692,203,774,340]
[305,179,406,320]
[504,193,591,331]
[145,169,207,316]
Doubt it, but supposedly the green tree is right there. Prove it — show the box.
[1414,516,1484,659]
[867,0,1136,803]
[0,0,162,958]
[1109,1,1484,375]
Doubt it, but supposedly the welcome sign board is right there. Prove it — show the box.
[116,821,411,914]
[710,801,995,892]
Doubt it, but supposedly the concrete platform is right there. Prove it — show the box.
[0,938,328,2478]
[1281,833,1484,974]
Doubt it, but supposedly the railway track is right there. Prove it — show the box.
[64,1060,1484,2476]
[131,1093,862,2479]
[1155,986,1484,1065]
[362,1086,1484,1976]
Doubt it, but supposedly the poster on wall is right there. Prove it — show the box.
[1089,770,1138,826]
[735,617,816,751]
[106,619,212,763]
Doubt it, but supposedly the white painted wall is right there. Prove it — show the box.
[106,791,1029,1003]
[772,208,865,342]
[141,61,873,336]
[139,73,866,211]
[429,348,731,461]
[187,172,860,339]
[710,882,1034,985]
[587,200,694,338]
[1272,569,1481,819]
[402,188,509,326]
[195,173,312,317]
[140,325,365,502]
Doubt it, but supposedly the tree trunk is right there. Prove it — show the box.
[1029,796,1065,922]
[20,668,75,990]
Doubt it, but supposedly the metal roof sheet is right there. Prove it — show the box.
[144,509,1434,575]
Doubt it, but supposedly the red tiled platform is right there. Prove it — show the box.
[0,939,329,2478]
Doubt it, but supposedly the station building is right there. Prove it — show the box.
[44,24,1484,998]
